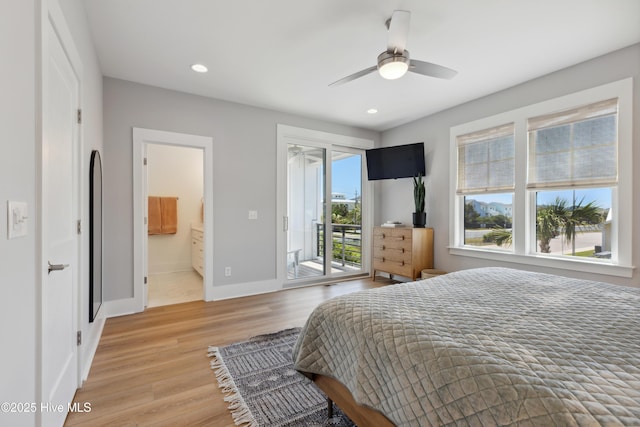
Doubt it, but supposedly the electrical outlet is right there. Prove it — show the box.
[224,266,231,277]
[248,210,258,220]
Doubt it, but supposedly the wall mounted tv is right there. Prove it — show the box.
[365,142,426,180]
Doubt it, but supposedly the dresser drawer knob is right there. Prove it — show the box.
[382,245,386,250]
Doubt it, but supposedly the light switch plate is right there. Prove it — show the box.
[7,201,28,239]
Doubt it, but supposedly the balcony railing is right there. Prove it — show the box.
[316,223,362,268]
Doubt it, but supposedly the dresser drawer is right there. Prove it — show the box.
[373,243,412,263]
[373,227,412,242]
[192,238,203,255]
[373,257,413,278]
[192,229,204,242]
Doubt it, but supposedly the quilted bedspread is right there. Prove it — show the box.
[292,267,640,426]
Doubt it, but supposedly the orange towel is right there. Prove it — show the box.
[147,196,162,235]
[160,197,178,234]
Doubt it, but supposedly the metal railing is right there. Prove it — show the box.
[316,223,362,268]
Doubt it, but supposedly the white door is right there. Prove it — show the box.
[41,14,80,427]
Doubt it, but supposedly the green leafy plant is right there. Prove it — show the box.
[413,174,425,213]
[491,196,603,255]
[483,227,513,246]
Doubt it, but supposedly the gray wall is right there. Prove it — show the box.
[103,78,379,300]
[379,43,640,287]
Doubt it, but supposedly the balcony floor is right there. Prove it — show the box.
[288,259,362,280]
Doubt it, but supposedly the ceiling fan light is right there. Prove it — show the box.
[377,50,410,80]
[379,61,408,80]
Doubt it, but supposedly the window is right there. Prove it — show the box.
[449,79,632,277]
[528,99,617,190]
[456,124,514,250]
[534,188,611,257]
[528,99,617,259]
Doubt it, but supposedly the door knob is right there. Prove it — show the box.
[48,261,69,274]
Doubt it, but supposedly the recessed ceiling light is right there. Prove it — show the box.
[190,63,208,73]
[367,108,378,114]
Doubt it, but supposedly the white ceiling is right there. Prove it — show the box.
[83,0,640,132]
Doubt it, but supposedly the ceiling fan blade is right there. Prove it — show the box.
[387,10,410,52]
[329,65,377,87]
[409,59,458,80]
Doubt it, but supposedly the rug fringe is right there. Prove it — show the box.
[208,346,259,427]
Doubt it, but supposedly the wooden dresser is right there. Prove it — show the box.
[373,227,433,281]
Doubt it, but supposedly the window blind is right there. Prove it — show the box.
[527,98,618,189]
[457,123,514,195]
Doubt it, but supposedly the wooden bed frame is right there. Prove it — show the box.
[311,374,395,427]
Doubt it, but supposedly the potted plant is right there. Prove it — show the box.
[413,173,426,228]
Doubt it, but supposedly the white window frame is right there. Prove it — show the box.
[449,78,633,278]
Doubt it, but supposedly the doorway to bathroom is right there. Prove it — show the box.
[133,128,214,311]
[146,143,204,307]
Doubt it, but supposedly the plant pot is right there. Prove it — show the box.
[413,212,426,228]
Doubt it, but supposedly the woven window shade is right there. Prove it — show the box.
[527,98,618,189]
[457,123,514,195]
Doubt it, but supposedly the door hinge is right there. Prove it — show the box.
[143,157,147,166]
[144,276,148,285]
[77,108,82,124]
[77,331,82,346]
[144,217,148,225]
[77,219,82,235]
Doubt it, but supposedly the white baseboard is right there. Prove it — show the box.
[102,296,143,318]
[101,279,284,315]
[80,317,105,383]
[208,278,282,301]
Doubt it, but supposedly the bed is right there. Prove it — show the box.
[292,267,640,426]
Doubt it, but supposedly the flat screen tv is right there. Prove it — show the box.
[366,142,425,180]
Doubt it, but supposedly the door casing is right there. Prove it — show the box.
[133,128,214,309]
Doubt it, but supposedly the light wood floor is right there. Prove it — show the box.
[65,277,391,427]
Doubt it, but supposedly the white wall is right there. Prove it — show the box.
[103,78,380,301]
[147,144,203,274]
[379,44,640,287]
[0,1,38,425]
[0,1,103,424]
[0,0,102,426]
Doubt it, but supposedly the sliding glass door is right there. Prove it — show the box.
[329,150,363,275]
[278,125,372,286]
[286,144,326,279]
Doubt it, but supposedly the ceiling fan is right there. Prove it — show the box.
[329,10,458,86]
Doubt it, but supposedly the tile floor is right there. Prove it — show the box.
[147,270,203,308]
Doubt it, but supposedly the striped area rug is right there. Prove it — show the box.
[208,328,354,427]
